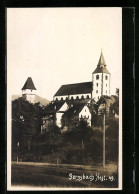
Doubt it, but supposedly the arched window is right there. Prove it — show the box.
[71,96,73,100]
[87,95,89,99]
[96,90,98,93]
[81,95,84,99]
[96,83,98,87]
[56,98,58,101]
[76,96,79,99]
[96,75,99,80]
[66,97,68,100]
[105,75,108,80]
[106,84,107,87]
[61,97,63,101]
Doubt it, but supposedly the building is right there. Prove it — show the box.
[41,101,69,134]
[41,51,111,132]
[53,51,111,102]
[62,103,92,128]
[21,77,37,104]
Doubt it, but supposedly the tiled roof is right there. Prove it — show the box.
[54,82,92,97]
[22,77,36,90]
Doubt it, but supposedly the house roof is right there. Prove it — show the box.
[93,51,110,74]
[22,77,36,90]
[62,103,88,119]
[54,82,92,97]
[43,101,65,115]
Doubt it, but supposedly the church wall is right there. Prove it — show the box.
[102,73,111,96]
[53,93,91,101]
[92,72,111,101]
[92,73,102,101]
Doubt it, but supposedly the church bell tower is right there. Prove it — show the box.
[21,77,37,104]
[92,51,111,101]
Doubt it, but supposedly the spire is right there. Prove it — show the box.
[97,50,106,68]
[22,77,36,90]
[92,50,110,74]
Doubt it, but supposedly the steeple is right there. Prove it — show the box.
[93,51,110,74]
[97,50,106,68]
[92,50,111,101]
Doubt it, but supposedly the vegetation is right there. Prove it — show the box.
[12,96,119,165]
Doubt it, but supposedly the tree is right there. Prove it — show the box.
[12,98,43,160]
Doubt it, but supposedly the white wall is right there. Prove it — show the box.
[54,93,91,101]
[79,105,91,126]
[56,102,69,127]
[92,73,110,101]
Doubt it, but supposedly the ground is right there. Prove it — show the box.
[11,162,118,188]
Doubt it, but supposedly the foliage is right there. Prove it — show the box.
[12,98,43,160]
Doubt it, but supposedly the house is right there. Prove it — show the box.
[41,101,69,134]
[62,103,91,130]
[53,51,111,102]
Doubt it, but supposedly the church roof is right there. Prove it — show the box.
[22,77,36,90]
[54,82,92,97]
[93,51,110,74]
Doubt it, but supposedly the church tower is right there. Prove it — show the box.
[21,77,37,104]
[92,51,111,101]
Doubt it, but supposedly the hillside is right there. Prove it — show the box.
[12,94,50,106]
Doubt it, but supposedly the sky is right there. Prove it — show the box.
[7,8,122,101]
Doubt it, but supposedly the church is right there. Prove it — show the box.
[21,51,111,133]
[41,51,111,133]
[53,51,110,102]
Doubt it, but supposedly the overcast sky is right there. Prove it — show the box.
[7,8,122,101]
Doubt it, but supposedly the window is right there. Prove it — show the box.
[96,90,98,93]
[76,96,79,99]
[106,84,107,87]
[56,98,58,101]
[98,96,99,100]
[85,109,86,112]
[81,95,84,99]
[96,75,99,80]
[106,90,107,94]
[61,97,63,101]
[96,83,98,87]
[105,75,108,80]
[87,95,89,99]
[71,96,73,100]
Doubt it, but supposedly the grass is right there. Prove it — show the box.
[11,162,118,188]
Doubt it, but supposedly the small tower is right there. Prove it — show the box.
[21,77,37,104]
[92,51,111,101]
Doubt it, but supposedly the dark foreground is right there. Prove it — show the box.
[12,162,118,188]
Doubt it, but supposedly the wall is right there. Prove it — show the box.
[79,105,91,126]
[53,93,91,101]
[92,73,110,101]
